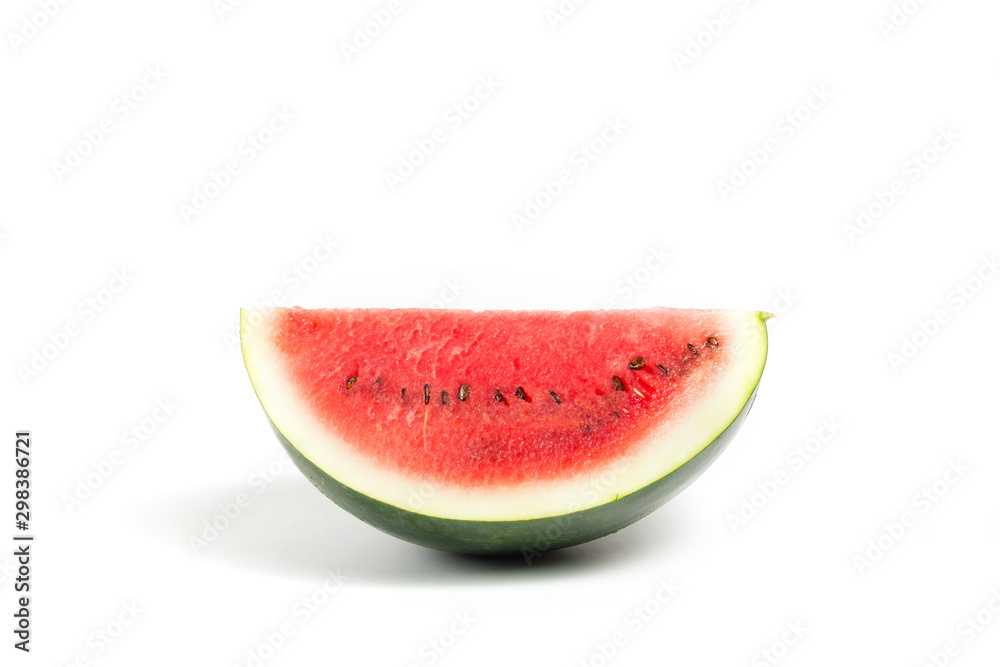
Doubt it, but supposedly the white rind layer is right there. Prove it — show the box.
[241,308,769,521]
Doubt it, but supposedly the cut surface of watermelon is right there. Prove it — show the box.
[241,307,770,553]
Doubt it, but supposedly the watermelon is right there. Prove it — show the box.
[241,307,770,556]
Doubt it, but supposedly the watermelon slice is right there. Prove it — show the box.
[241,307,770,556]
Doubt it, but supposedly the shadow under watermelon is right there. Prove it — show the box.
[155,474,693,585]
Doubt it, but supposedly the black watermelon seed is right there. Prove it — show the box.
[515,386,527,400]
[707,336,718,347]
[687,343,698,355]
[401,387,407,398]
[628,356,646,370]
[548,390,562,405]
[612,375,625,391]
[656,364,669,375]
[494,389,504,403]
[458,383,470,402]
[441,390,448,406]
[423,384,430,405]
[346,376,357,390]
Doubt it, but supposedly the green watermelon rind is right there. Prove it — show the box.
[267,381,759,556]
[244,308,769,556]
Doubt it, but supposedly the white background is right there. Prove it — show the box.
[3,1,1000,665]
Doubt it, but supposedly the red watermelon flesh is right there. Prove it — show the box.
[250,308,765,501]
